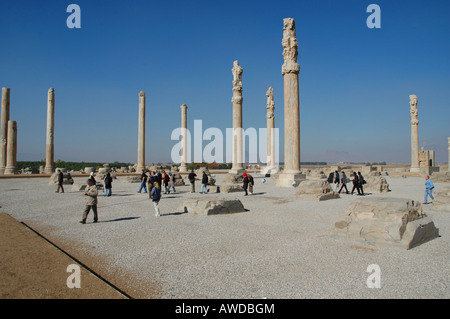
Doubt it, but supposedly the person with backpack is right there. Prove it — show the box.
[357,172,365,196]
[104,172,113,197]
[151,180,162,217]
[338,171,349,194]
[243,173,249,196]
[351,172,361,195]
[188,170,197,193]
[201,171,208,194]
[163,171,170,194]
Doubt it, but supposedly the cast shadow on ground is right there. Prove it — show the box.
[99,217,140,223]
[160,211,188,217]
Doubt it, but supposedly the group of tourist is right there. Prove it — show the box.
[59,167,436,224]
[327,170,366,195]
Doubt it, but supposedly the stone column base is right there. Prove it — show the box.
[3,167,17,175]
[275,172,306,188]
[410,167,421,173]
[179,165,188,172]
[44,167,54,175]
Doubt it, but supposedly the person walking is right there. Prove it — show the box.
[151,180,162,216]
[248,173,254,195]
[327,172,334,184]
[243,173,249,196]
[338,171,349,194]
[188,170,197,193]
[104,172,113,196]
[168,172,176,193]
[423,175,435,204]
[138,170,148,193]
[333,170,340,192]
[357,172,365,195]
[56,169,64,193]
[351,172,361,195]
[80,179,98,224]
[201,171,208,194]
[157,171,162,188]
[163,171,170,194]
[147,171,155,199]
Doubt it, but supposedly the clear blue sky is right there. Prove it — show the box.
[1,0,449,164]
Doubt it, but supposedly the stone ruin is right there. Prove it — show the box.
[333,197,439,249]
[305,168,327,180]
[363,176,390,193]
[222,173,244,185]
[430,171,450,183]
[296,180,340,201]
[195,167,216,186]
[178,198,246,216]
[48,169,74,185]
[432,186,450,212]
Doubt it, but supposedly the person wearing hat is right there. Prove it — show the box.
[243,173,249,196]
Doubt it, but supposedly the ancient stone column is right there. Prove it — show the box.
[44,88,55,174]
[0,87,10,174]
[4,121,17,175]
[276,18,305,187]
[179,104,188,172]
[137,91,146,172]
[266,87,276,169]
[409,95,420,173]
[229,60,245,175]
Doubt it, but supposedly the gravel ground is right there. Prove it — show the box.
[0,174,449,299]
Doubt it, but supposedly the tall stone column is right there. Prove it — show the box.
[4,121,17,175]
[44,88,55,174]
[137,91,146,172]
[409,95,420,173]
[266,87,276,170]
[229,60,245,175]
[179,104,188,172]
[276,18,305,187]
[0,87,10,174]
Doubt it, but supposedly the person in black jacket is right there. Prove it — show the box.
[243,173,249,196]
[333,170,340,192]
[138,170,148,193]
[351,172,361,195]
[357,172,365,195]
[56,169,64,193]
[104,172,112,196]
[201,171,208,194]
[188,170,197,193]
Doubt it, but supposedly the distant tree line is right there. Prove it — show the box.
[17,160,135,171]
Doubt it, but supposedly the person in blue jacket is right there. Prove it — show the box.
[423,175,435,204]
